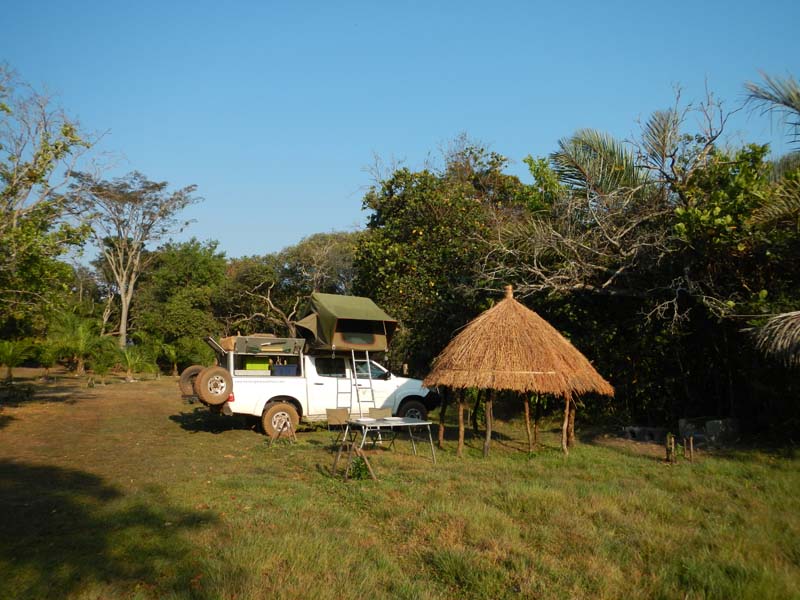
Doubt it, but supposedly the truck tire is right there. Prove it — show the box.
[195,366,233,406]
[398,398,427,421]
[262,402,299,438]
[179,364,204,396]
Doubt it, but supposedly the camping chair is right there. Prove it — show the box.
[367,407,392,446]
[326,408,354,449]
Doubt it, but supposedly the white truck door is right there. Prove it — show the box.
[306,356,350,418]
[354,360,393,410]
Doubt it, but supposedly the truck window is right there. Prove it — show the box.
[355,361,388,380]
[315,357,347,378]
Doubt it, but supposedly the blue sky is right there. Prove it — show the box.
[3,0,798,258]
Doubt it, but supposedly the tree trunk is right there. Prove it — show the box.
[118,286,131,348]
[524,395,534,453]
[76,356,85,376]
[172,362,178,377]
[438,388,449,449]
[457,392,465,458]
[4,365,11,382]
[483,391,494,458]
[561,395,570,456]
[567,398,576,447]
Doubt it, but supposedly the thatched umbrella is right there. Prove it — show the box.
[424,285,614,456]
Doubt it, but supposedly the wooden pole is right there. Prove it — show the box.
[483,390,494,457]
[567,398,576,448]
[533,394,541,447]
[438,387,449,449]
[457,390,465,458]
[471,389,481,436]
[561,394,570,456]
[524,395,534,454]
[689,436,694,463]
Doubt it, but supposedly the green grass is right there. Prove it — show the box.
[1,374,798,599]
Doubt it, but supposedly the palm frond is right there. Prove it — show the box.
[751,178,800,224]
[641,109,681,172]
[746,73,800,141]
[552,129,649,197]
[756,311,800,368]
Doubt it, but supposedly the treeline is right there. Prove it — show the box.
[1,65,798,432]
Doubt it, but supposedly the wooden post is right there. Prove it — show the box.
[457,390,465,458]
[523,395,534,454]
[567,398,576,448]
[438,387,449,449]
[533,394,541,447]
[483,390,494,457]
[561,394,570,456]
[665,433,671,462]
[471,389,481,436]
[683,438,688,459]
[689,436,694,463]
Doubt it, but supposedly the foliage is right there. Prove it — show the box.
[0,66,93,336]
[355,140,532,373]
[48,313,114,376]
[133,239,226,346]
[0,338,33,381]
[119,346,156,381]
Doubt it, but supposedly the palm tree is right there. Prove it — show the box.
[746,73,800,365]
[119,346,155,382]
[0,339,33,382]
[49,313,106,376]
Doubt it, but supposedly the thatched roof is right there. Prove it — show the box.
[423,286,614,398]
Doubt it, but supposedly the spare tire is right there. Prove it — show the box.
[179,364,204,396]
[195,366,233,406]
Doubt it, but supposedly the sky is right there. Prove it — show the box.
[3,0,798,259]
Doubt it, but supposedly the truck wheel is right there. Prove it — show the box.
[398,399,427,420]
[179,364,204,396]
[262,402,299,437]
[195,367,233,406]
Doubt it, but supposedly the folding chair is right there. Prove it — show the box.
[326,408,353,449]
[367,407,392,446]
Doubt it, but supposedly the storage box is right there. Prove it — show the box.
[245,357,271,370]
[272,365,298,376]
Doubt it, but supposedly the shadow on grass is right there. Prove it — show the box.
[0,414,16,430]
[0,381,85,407]
[0,460,216,599]
[169,407,256,435]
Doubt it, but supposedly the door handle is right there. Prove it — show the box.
[314,383,324,385]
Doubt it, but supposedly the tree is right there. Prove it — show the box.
[0,66,96,335]
[67,171,200,347]
[132,239,226,345]
[355,139,533,372]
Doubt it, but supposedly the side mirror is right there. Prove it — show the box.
[382,372,392,380]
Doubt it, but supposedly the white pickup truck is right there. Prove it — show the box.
[181,335,439,437]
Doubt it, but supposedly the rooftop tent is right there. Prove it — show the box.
[295,293,398,352]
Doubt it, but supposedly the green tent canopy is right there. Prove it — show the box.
[296,293,398,352]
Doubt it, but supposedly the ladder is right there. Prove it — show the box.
[333,350,376,415]
[350,349,376,416]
